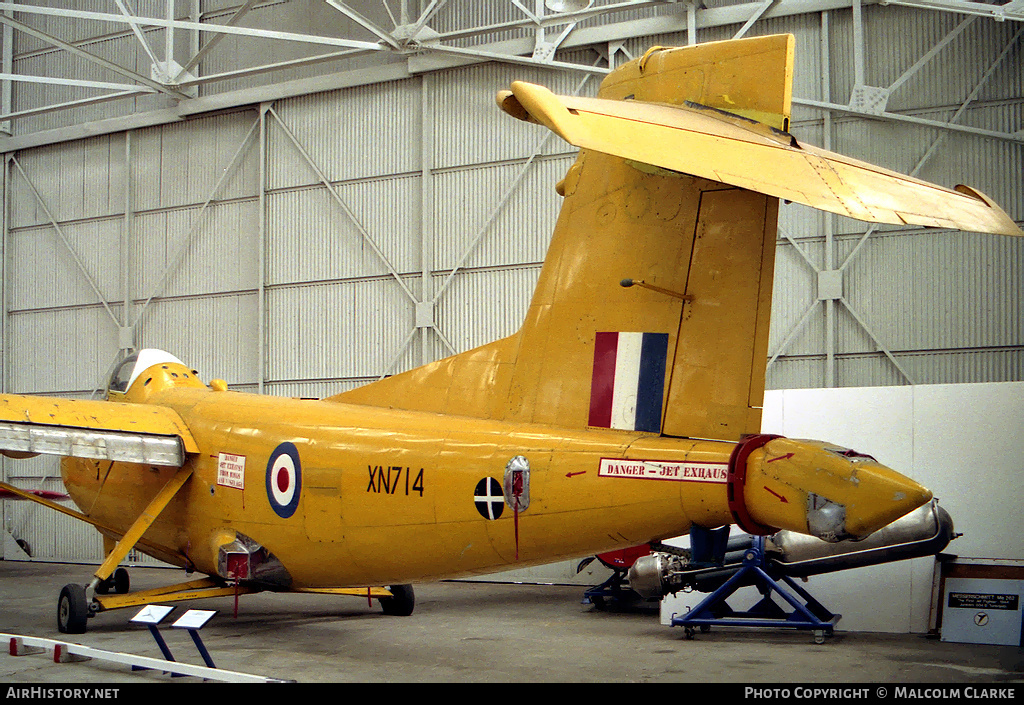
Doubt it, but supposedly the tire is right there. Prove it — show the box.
[57,584,89,634]
[113,568,130,594]
[379,584,415,616]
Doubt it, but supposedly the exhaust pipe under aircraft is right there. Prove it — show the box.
[628,501,957,600]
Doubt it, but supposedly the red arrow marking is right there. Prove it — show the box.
[767,453,795,463]
[764,486,789,503]
[566,471,586,478]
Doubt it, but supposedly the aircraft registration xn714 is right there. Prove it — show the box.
[0,34,1019,634]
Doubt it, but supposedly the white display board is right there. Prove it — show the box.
[941,578,1024,646]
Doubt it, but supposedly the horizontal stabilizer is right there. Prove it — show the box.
[0,393,197,466]
[498,82,1022,237]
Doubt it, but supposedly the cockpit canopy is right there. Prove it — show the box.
[108,349,191,396]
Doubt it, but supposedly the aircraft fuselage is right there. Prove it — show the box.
[62,385,734,588]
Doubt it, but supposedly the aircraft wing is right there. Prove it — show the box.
[0,393,198,467]
[498,81,1022,237]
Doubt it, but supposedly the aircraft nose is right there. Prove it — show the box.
[734,436,932,541]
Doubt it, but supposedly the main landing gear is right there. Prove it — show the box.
[95,567,130,595]
[57,568,130,634]
[379,584,415,616]
[56,572,417,634]
[57,584,90,634]
[57,566,133,634]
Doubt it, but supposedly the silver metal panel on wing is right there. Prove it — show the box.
[0,422,185,466]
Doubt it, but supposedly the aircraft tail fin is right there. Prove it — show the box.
[332,35,793,441]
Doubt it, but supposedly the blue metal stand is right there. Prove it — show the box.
[133,624,185,676]
[185,629,216,669]
[146,624,175,662]
[670,536,840,643]
[131,606,219,676]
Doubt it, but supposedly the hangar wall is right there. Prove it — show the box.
[1,0,1022,602]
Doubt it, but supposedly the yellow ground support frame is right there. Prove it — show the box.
[92,580,394,613]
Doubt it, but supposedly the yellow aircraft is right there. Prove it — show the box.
[1,34,1019,634]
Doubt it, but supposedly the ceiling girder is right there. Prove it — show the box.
[0,0,1020,151]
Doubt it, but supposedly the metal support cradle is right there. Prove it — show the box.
[670,535,840,644]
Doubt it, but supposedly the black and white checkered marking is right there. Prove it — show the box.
[474,477,504,520]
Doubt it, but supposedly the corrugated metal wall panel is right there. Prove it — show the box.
[12,33,146,134]
[826,5,1022,110]
[432,63,597,170]
[769,349,1024,390]
[132,110,260,211]
[12,0,112,55]
[268,79,420,189]
[266,175,422,285]
[265,278,416,382]
[8,307,119,394]
[842,231,1024,353]
[434,266,539,354]
[768,237,824,356]
[9,135,125,228]
[131,199,260,300]
[431,156,568,272]
[193,0,397,96]
[265,378,370,400]
[137,293,260,386]
[8,219,124,311]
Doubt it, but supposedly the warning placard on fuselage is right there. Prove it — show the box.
[598,458,727,483]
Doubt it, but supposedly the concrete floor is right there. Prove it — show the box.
[1,561,1022,684]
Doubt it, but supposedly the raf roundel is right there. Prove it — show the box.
[266,442,302,518]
